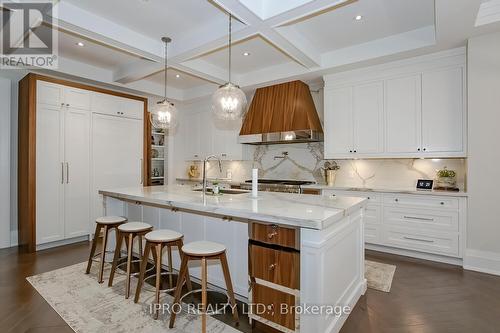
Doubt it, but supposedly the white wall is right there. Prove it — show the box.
[465,31,500,275]
[0,78,11,249]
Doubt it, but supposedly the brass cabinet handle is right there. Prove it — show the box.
[268,231,278,239]
[269,263,277,271]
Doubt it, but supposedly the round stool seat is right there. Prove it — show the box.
[96,216,127,225]
[182,241,226,257]
[145,229,183,243]
[118,222,152,233]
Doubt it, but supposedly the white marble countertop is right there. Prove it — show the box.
[99,185,367,230]
[301,184,468,197]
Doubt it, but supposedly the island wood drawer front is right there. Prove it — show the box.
[251,223,298,249]
[382,226,459,256]
[252,283,296,331]
[250,244,300,290]
[384,208,459,231]
[384,194,459,210]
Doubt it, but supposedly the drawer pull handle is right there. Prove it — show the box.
[403,216,434,221]
[440,202,445,205]
[269,263,277,271]
[268,231,278,239]
[403,236,435,243]
[395,198,399,202]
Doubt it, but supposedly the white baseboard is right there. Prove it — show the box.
[366,243,463,266]
[463,249,500,276]
[10,229,18,247]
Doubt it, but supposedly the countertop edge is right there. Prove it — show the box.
[301,185,468,197]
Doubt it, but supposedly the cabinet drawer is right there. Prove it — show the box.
[252,283,296,331]
[365,203,381,224]
[365,223,381,244]
[384,194,459,210]
[251,223,298,249]
[323,190,381,203]
[384,207,458,231]
[381,226,459,257]
[250,244,299,289]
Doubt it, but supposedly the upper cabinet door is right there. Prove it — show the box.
[64,87,91,110]
[385,75,422,154]
[183,112,202,160]
[353,81,384,154]
[324,87,353,158]
[37,81,63,107]
[120,98,144,120]
[421,67,465,154]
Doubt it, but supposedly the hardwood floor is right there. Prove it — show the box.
[1,242,500,333]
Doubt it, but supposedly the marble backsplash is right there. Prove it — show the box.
[183,143,467,190]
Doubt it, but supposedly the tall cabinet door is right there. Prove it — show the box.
[64,107,90,238]
[36,105,65,245]
[91,113,143,221]
[324,87,353,158]
[353,81,384,154]
[385,75,422,154]
[421,67,464,153]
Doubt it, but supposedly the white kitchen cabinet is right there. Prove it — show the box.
[324,51,466,159]
[320,188,466,260]
[91,113,143,222]
[353,82,384,154]
[385,75,422,154]
[20,75,147,252]
[324,87,353,158]
[182,110,243,161]
[421,67,464,154]
[64,107,91,238]
[324,82,383,158]
[36,104,65,244]
[36,101,92,244]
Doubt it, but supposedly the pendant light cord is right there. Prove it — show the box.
[228,13,232,84]
[164,40,168,101]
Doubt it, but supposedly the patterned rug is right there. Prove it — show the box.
[27,262,239,333]
[365,260,397,292]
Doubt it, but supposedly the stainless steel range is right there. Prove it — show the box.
[239,179,315,194]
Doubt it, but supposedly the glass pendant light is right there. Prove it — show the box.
[212,14,247,121]
[150,37,178,130]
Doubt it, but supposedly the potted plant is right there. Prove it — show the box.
[435,167,457,189]
[323,161,340,186]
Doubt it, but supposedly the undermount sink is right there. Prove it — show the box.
[192,188,249,195]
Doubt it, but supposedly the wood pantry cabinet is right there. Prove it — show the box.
[323,50,466,159]
[17,74,149,252]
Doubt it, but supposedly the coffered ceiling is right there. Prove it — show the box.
[2,0,500,101]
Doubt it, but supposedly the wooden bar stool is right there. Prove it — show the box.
[134,229,193,320]
[169,241,239,332]
[108,222,153,299]
[85,216,127,283]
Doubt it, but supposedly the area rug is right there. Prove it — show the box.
[26,262,239,333]
[365,260,396,292]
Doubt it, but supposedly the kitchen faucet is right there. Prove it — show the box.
[202,155,223,194]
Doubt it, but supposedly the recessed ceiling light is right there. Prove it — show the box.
[354,15,363,21]
[175,74,180,78]
[76,42,85,47]
[243,52,250,56]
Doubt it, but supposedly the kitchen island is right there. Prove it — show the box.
[99,185,367,333]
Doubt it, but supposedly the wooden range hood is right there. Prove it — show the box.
[239,80,323,144]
